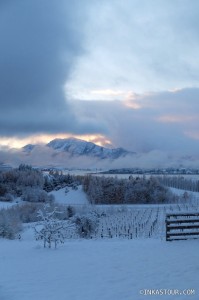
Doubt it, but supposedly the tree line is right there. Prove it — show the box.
[0,165,80,203]
[158,175,199,192]
[83,175,175,204]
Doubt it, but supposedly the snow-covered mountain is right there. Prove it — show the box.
[22,144,36,153]
[13,138,136,168]
[46,138,135,159]
[3,138,199,169]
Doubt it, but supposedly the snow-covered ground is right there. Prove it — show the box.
[169,187,199,205]
[0,230,199,300]
[0,198,22,209]
[169,187,198,197]
[0,201,15,209]
[1,185,199,299]
[50,186,89,205]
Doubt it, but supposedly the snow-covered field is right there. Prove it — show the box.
[0,198,21,209]
[1,231,199,300]
[50,186,89,205]
[94,173,199,180]
[0,201,15,209]
[1,185,199,299]
[170,187,199,199]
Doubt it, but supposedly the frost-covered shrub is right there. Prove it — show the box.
[0,193,14,202]
[65,187,69,194]
[67,205,75,218]
[19,203,42,223]
[44,203,75,220]
[22,188,54,203]
[0,207,22,239]
[0,183,7,197]
[3,193,14,202]
[73,211,100,238]
[34,205,74,248]
[72,183,78,190]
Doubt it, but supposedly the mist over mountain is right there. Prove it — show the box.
[10,137,132,168]
[0,137,198,170]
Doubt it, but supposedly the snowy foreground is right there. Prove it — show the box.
[1,186,199,299]
[1,232,199,300]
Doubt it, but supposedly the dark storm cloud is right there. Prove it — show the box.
[0,0,105,136]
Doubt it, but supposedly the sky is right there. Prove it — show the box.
[1,0,199,159]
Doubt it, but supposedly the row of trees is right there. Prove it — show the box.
[158,175,199,192]
[83,175,175,204]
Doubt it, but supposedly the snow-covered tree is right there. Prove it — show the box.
[73,211,100,238]
[22,187,54,203]
[83,175,175,204]
[0,207,22,239]
[34,205,74,248]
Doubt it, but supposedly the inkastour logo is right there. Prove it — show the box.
[139,289,195,296]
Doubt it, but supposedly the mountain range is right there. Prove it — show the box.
[1,138,199,169]
[23,137,135,160]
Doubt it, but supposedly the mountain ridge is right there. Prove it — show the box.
[23,137,135,160]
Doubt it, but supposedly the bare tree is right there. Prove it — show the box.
[34,205,74,249]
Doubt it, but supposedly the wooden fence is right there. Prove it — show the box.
[166,212,199,241]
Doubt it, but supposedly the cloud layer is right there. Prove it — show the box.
[72,88,199,155]
[66,0,199,99]
[0,0,105,137]
[1,1,199,165]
